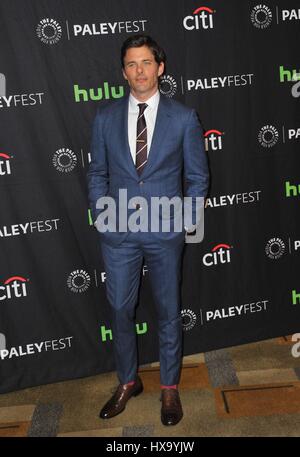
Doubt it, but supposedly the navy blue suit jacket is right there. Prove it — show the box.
[87,94,209,247]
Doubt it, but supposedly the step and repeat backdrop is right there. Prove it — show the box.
[0,0,299,393]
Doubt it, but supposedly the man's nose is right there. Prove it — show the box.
[137,66,143,74]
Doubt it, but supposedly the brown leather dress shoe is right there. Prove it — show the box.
[161,388,183,426]
[99,376,143,419]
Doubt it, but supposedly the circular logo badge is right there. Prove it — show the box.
[53,148,77,173]
[181,309,197,331]
[251,5,272,29]
[159,75,178,98]
[67,270,91,293]
[258,125,279,148]
[265,238,285,259]
[36,18,62,45]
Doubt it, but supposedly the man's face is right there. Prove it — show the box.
[122,45,164,100]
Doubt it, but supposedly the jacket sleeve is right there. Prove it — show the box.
[183,109,209,227]
[86,108,109,223]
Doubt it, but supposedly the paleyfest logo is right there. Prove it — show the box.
[0,73,44,108]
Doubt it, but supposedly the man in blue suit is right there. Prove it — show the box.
[87,35,209,426]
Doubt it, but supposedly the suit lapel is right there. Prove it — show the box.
[119,95,140,179]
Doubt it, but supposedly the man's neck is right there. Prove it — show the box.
[130,87,159,103]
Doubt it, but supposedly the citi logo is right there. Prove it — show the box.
[204,129,224,151]
[0,153,12,175]
[183,6,215,30]
[74,83,124,103]
[0,276,28,301]
[203,243,232,266]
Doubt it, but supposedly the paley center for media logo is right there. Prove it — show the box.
[36,17,147,44]
[251,4,300,28]
[67,270,91,293]
[258,123,300,148]
[0,74,44,109]
[0,276,29,301]
[52,147,77,172]
[181,309,197,331]
[265,236,300,259]
[183,6,216,30]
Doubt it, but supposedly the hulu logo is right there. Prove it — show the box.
[100,322,148,342]
[285,181,300,197]
[74,82,124,102]
[279,65,300,83]
[292,290,300,305]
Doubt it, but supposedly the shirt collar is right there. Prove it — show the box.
[129,90,160,113]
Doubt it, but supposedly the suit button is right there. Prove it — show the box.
[139,181,144,185]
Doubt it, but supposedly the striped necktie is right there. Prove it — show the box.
[136,103,148,175]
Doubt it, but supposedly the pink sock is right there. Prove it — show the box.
[161,384,177,390]
[124,381,135,386]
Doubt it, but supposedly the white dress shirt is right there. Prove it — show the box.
[128,90,160,164]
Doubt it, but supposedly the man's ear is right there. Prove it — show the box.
[158,62,165,77]
[122,68,128,81]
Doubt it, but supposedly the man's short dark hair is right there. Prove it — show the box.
[121,35,166,68]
